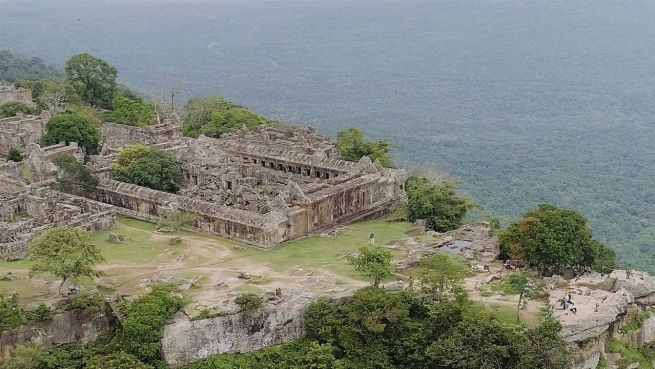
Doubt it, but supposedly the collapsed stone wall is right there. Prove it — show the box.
[0,184,115,259]
[0,114,48,156]
[0,85,33,107]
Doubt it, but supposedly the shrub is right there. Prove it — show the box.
[25,304,53,324]
[0,101,33,118]
[121,284,183,365]
[111,144,182,192]
[6,147,23,162]
[60,293,106,313]
[235,293,262,312]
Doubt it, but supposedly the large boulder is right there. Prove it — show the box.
[549,287,633,343]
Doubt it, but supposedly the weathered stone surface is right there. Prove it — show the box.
[0,309,111,361]
[609,270,655,299]
[162,297,310,367]
[549,287,632,343]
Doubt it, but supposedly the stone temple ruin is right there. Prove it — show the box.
[89,122,407,247]
[0,176,115,259]
[0,84,406,251]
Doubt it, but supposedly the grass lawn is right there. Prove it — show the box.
[242,216,412,280]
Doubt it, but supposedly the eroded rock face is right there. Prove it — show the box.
[0,310,111,361]
[549,287,632,343]
[162,297,310,368]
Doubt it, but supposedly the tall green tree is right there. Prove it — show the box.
[349,246,392,288]
[182,96,267,138]
[65,53,117,109]
[111,144,182,192]
[27,228,105,294]
[500,204,617,275]
[40,112,100,152]
[405,176,474,232]
[109,96,156,127]
[336,127,393,167]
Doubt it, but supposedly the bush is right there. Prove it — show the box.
[25,304,53,324]
[109,96,156,127]
[52,155,99,193]
[6,147,23,162]
[0,293,24,330]
[59,293,106,313]
[0,101,33,118]
[40,112,101,152]
[405,176,474,232]
[235,293,262,312]
[121,284,183,365]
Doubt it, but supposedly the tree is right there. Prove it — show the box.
[6,147,23,162]
[349,246,392,288]
[336,127,393,167]
[85,352,154,369]
[504,272,534,323]
[500,204,617,275]
[65,53,117,108]
[405,176,474,232]
[109,95,156,127]
[111,144,182,192]
[27,228,105,294]
[0,101,33,118]
[301,342,337,369]
[121,285,182,366]
[52,155,99,193]
[40,113,101,152]
[182,96,268,138]
[418,254,470,304]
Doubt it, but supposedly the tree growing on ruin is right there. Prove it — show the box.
[405,176,474,232]
[0,101,33,118]
[52,155,99,193]
[65,53,117,109]
[27,228,105,295]
[499,204,617,275]
[111,144,182,192]
[40,113,101,152]
[350,246,392,288]
[109,95,156,127]
[182,96,268,138]
[336,127,393,167]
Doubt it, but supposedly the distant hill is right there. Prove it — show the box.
[0,49,61,83]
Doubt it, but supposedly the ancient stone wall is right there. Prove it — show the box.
[0,184,115,259]
[0,114,47,155]
[92,178,285,247]
[0,85,33,106]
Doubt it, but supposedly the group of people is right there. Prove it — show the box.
[561,293,577,314]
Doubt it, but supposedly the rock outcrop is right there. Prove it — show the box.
[162,296,310,368]
[0,309,112,361]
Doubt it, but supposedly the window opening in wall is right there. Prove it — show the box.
[325,173,330,179]
[261,161,266,167]
[316,171,321,178]
[226,180,232,190]
[278,164,284,171]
